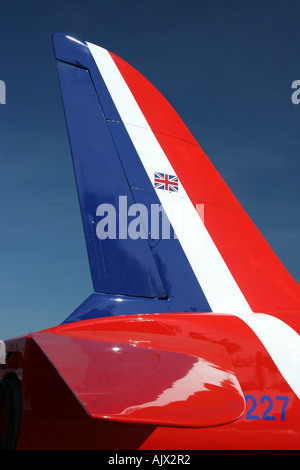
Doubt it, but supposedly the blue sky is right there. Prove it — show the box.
[1,0,300,340]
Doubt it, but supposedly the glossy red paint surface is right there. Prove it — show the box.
[31,329,245,428]
[1,313,299,449]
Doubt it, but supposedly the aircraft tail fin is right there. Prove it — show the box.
[53,32,300,321]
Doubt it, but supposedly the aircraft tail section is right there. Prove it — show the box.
[53,32,300,323]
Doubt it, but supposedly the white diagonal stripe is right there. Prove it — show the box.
[87,41,252,315]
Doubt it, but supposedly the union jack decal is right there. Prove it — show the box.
[154,172,179,192]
